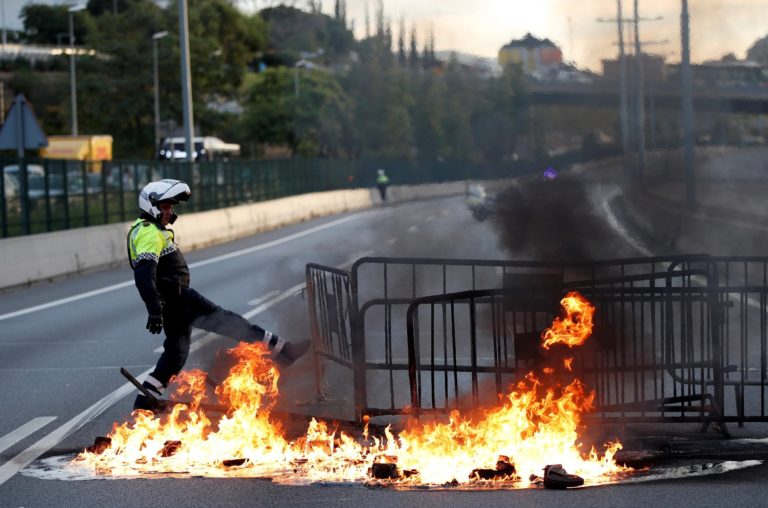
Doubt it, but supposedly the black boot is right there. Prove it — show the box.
[274,339,311,368]
[132,381,164,413]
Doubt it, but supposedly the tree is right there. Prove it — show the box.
[76,0,170,157]
[241,67,354,157]
[471,63,528,162]
[747,35,768,65]
[408,24,419,69]
[9,70,69,134]
[21,4,94,45]
[412,74,448,160]
[396,16,406,66]
[76,0,267,158]
[261,5,354,60]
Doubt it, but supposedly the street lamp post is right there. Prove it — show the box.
[178,0,195,162]
[152,31,168,152]
[68,4,85,136]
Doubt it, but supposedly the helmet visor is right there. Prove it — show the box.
[156,181,191,204]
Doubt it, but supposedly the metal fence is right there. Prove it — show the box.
[306,255,768,435]
[0,152,588,238]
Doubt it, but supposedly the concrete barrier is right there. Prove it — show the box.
[0,180,481,290]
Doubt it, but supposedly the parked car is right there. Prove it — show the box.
[3,172,19,199]
[2,164,60,199]
[65,171,104,195]
[2,164,106,199]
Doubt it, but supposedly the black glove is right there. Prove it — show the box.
[146,314,163,334]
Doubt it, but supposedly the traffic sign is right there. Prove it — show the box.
[0,94,48,157]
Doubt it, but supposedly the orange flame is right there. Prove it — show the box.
[75,292,627,487]
[564,357,574,371]
[541,291,595,350]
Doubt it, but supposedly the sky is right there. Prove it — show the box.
[337,0,768,71]
[5,0,768,71]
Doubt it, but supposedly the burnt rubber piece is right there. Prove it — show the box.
[543,464,584,489]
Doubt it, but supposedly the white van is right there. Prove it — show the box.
[157,136,241,161]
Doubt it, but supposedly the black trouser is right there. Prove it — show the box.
[151,287,270,387]
[377,183,387,201]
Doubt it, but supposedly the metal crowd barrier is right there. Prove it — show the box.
[306,255,768,434]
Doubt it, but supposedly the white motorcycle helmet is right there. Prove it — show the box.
[138,179,191,224]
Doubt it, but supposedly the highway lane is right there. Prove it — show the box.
[0,195,507,498]
[2,189,768,507]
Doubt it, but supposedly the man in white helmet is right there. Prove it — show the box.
[127,179,310,411]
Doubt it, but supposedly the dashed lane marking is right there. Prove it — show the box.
[247,290,282,307]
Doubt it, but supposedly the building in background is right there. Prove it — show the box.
[498,32,563,78]
[602,53,667,84]
[666,59,768,88]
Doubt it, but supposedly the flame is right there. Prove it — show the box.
[75,291,627,487]
[541,291,595,350]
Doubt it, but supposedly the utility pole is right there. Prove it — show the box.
[596,6,661,179]
[681,0,695,208]
[633,0,645,183]
[617,0,629,168]
[68,5,86,137]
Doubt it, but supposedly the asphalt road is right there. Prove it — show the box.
[2,191,768,507]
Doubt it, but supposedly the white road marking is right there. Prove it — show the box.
[0,329,224,487]
[0,340,112,346]
[0,281,135,323]
[599,185,766,311]
[0,366,152,372]
[0,215,359,323]
[0,383,135,487]
[341,250,374,269]
[153,328,208,353]
[598,185,653,257]
[0,215,372,485]
[0,417,56,455]
[0,275,306,484]
[247,290,281,307]
[169,250,374,353]
[188,215,359,269]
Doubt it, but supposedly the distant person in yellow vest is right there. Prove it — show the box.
[376,169,390,202]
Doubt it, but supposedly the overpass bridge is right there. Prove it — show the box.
[530,80,768,114]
